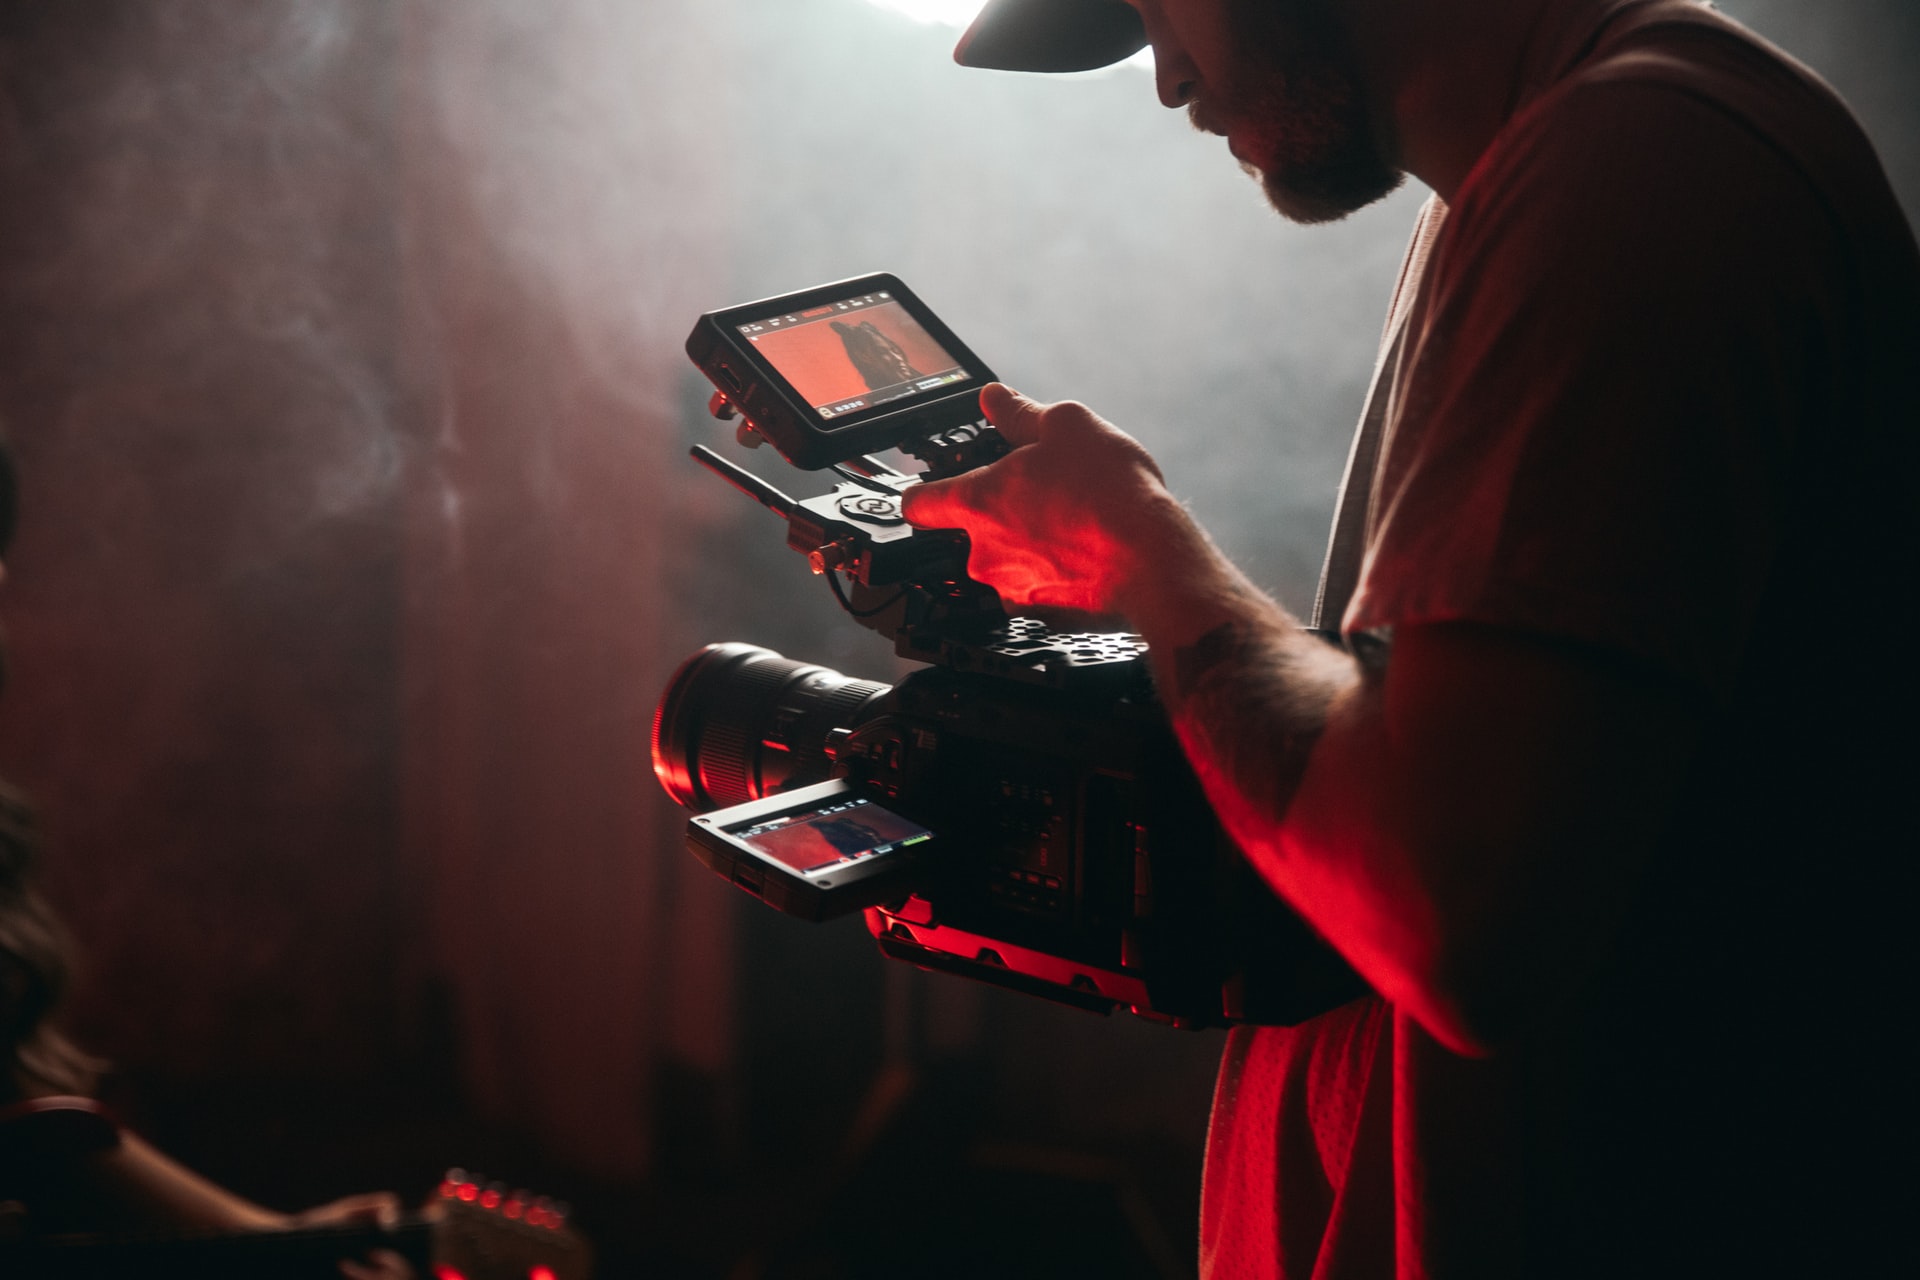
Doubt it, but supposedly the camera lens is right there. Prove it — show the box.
[651,643,894,812]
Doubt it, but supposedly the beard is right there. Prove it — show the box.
[1199,0,1403,224]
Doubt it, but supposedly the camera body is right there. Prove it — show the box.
[846,653,1363,1027]
[657,274,1361,1029]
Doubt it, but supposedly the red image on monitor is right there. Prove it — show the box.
[745,299,963,412]
[739,801,931,876]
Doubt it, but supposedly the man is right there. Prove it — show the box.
[905,0,1917,1274]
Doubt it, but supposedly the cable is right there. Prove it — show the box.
[826,569,906,619]
[829,463,905,497]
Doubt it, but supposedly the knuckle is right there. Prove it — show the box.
[1043,399,1089,425]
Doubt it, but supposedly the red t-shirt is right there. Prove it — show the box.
[1202,3,1919,1276]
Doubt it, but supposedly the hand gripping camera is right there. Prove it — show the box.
[652,274,1360,1028]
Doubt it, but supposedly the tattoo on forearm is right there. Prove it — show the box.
[1166,619,1353,824]
[1172,622,1260,704]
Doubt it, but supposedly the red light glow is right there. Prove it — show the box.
[480,1189,502,1209]
[457,1183,479,1202]
[434,1267,467,1280]
[530,1268,558,1280]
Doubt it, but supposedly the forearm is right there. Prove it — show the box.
[1115,490,1356,820]
[1149,586,1699,1054]
[1115,511,1460,1034]
[95,1131,291,1232]
[1148,588,1506,1052]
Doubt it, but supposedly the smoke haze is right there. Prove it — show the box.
[0,0,1911,1265]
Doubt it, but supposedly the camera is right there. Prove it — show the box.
[654,274,1360,1028]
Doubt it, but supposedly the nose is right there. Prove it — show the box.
[1153,46,1198,108]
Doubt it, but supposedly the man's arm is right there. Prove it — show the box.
[1175,612,1702,1054]
[905,385,1703,1054]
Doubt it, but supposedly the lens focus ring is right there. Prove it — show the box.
[651,643,892,811]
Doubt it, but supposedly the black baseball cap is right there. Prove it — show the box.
[954,0,1147,72]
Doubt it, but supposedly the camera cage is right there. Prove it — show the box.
[669,273,1363,1029]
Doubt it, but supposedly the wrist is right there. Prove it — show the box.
[1112,493,1291,649]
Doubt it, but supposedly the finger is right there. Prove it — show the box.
[980,382,1046,447]
[900,472,976,530]
[307,1192,402,1229]
[352,1192,401,1228]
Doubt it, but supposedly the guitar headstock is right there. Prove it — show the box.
[426,1169,592,1280]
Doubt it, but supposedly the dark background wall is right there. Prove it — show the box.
[0,2,1912,1276]
[0,3,411,1084]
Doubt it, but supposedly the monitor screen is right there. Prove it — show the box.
[728,794,934,878]
[735,289,971,421]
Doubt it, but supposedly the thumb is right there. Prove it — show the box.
[980,382,1046,447]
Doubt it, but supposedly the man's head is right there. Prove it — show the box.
[957,0,1402,223]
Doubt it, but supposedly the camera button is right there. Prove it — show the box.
[838,493,905,526]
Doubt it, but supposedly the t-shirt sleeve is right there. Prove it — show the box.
[1343,71,1848,700]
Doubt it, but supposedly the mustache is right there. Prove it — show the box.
[1188,100,1227,137]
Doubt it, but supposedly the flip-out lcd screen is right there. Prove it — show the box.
[686,777,938,920]
[729,794,933,878]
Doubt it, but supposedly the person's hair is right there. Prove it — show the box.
[0,777,103,1103]
[0,437,101,1100]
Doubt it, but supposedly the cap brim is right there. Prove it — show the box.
[954,0,1147,73]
